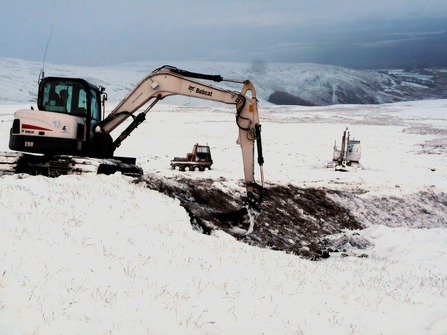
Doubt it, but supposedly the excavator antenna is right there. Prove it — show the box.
[39,24,54,83]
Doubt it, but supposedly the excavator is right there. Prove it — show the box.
[329,127,361,171]
[3,65,265,233]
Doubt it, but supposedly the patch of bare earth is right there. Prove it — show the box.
[138,175,363,260]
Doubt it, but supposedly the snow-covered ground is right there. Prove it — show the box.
[1,59,447,334]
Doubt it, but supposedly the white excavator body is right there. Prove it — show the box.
[2,65,265,234]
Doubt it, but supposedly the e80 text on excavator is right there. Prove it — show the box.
[3,65,265,233]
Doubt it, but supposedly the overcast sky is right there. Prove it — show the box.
[2,0,447,68]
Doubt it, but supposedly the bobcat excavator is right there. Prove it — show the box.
[2,65,265,233]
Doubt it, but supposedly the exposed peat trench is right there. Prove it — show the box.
[139,175,366,260]
[139,175,447,260]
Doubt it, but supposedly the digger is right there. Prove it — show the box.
[2,65,265,233]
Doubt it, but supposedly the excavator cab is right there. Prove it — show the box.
[38,77,104,127]
[9,77,106,156]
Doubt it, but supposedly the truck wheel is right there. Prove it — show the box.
[174,164,180,171]
[204,166,210,171]
[194,166,200,172]
[184,166,190,172]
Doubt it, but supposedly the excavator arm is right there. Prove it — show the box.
[95,66,265,233]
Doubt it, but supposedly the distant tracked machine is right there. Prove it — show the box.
[328,127,361,171]
[171,143,213,171]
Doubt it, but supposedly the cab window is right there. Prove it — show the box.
[90,89,100,122]
[41,80,87,116]
[88,88,101,139]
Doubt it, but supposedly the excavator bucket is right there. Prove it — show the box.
[216,205,258,235]
[216,183,265,235]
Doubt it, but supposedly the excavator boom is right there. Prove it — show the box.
[96,65,263,189]
[99,66,255,133]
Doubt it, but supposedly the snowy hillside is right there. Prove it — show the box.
[1,58,447,334]
[1,57,445,106]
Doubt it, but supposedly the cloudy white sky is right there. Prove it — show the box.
[2,0,447,68]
